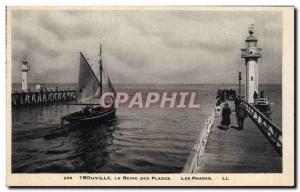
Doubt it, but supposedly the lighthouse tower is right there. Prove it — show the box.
[241,25,262,103]
[21,59,30,92]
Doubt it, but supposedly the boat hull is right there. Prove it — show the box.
[62,107,116,125]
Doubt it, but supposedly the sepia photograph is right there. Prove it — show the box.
[6,6,294,186]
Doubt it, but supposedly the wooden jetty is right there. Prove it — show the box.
[183,100,282,173]
[13,58,77,107]
[12,89,77,107]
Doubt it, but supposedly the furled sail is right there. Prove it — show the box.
[77,52,100,104]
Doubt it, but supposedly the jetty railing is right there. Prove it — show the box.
[242,101,282,155]
[12,89,77,107]
[182,110,215,173]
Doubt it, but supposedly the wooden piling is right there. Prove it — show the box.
[12,89,77,107]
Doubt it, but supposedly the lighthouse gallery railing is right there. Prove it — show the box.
[241,48,262,58]
[242,101,282,155]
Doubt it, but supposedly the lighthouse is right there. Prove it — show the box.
[241,25,262,103]
[21,59,30,92]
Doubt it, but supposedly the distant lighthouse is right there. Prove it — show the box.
[241,24,262,103]
[21,58,30,92]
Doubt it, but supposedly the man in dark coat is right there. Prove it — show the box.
[236,102,248,130]
[234,96,240,113]
[221,103,231,130]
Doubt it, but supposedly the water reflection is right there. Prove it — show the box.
[67,118,119,172]
[13,108,119,173]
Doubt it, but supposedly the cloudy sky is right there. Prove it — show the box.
[10,9,282,84]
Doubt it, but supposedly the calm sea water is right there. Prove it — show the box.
[11,84,281,173]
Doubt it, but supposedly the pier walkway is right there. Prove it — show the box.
[183,101,282,173]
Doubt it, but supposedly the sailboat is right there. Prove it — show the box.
[61,44,116,124]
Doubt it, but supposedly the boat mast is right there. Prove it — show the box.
[99,43,103,98]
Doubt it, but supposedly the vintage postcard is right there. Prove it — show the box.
[6,6,294,187]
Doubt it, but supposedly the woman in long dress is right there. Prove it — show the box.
[221,102,231,129]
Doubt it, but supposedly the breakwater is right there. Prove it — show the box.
[12,89,77,107]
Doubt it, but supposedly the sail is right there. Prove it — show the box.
[107,74,116,97]
[98,72,116,107]
[77,52,100,104]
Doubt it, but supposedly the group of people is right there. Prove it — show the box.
[217,89,237,101]
[216,95,247,130]
[216,89,267,130]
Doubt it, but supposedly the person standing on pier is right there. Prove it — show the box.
[232,90,236,99]
[221,103,231,130]
[221,90,225,102]
[253,91,258,102]
[236,102,248,130]
[215,98,222,115]
[234,96,240,112]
